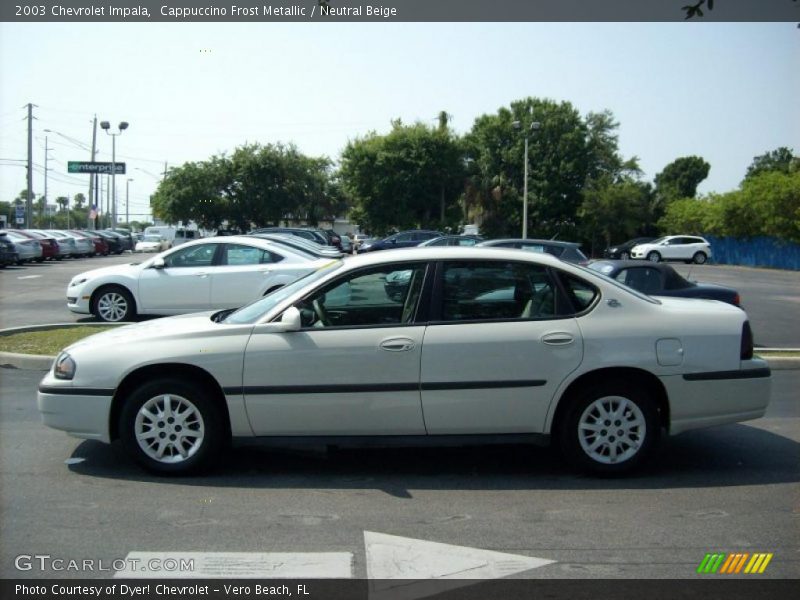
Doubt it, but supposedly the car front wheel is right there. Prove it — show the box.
[92,286,136,322]
[620,251,630,260]
[558,381,659,475]
[646,251,661,263]
[120,378,226,474]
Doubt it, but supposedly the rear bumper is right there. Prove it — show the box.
[663,359,771,435]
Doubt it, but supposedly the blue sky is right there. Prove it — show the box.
[1,22,798,221]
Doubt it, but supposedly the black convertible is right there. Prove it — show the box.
[588,260,741,306]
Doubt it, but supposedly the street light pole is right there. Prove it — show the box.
[522,135,529,239]
[126,178,133,226]
[512,120,541,239]
[100,120,129,228]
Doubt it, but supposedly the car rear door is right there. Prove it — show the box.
[208,243,297,309]
[419,260,584,434]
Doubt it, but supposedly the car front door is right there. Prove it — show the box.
[419,260,585,435]
[242,262,430,435]
[137,243,218,313]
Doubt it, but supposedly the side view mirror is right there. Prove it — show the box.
[151,257,165,269]
[279,306,302,331]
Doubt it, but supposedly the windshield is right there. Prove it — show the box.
[223,260,344,324]
[648,237,667,245]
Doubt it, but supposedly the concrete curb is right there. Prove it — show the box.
[0,322,129,371]
[1,323,798,372]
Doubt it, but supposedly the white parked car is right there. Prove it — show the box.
[66,236,331,322]
[41,247,770,475]
[630,235,712,264]
[134,234,170,253]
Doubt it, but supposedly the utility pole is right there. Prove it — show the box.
[88,115,97,229]
[43,136,54,228]
[26,103,35,228]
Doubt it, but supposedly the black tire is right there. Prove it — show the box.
[91,285,136,322]
[619,251,630,260]
[646,251,661,263]
[119,378,227,475]
[557,380,660,476]
[692,252,707,265]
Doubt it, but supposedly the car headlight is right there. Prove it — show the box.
[69,278,88,288]
[54,352,76,380]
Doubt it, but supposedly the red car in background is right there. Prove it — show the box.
[18,230,59,261]
[71,230,109,256]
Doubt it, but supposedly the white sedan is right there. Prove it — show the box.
[631,235,712,264]
[40,247,770,475]
[66,236,332,322]
[134,234,170,253]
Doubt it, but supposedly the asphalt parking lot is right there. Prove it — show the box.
[0,253,798,582]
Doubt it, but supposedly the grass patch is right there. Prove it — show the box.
[0,326,116,356]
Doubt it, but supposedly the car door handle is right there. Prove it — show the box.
[260,268,273,274]
[541,332,575,346]
[195,272,209,278]
[380,338,416,352]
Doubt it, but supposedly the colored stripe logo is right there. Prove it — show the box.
[697,553,773,574]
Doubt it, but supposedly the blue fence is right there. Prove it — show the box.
[706,236,800,271]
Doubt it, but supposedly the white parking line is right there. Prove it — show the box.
[114,552,353,578]
[17,275,42,280]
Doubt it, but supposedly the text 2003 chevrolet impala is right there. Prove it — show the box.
[38,247,771,475]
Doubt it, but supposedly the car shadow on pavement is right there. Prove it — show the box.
[66,423,799,497]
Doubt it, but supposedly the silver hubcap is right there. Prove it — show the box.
[648,253,659,262]
[97,292,128,321]
[135,394,205,464]
[578,395,646,465]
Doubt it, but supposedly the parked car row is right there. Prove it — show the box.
[0,228,140,268]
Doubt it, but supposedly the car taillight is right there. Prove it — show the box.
[733,293,741,306]
[741,321,754,360]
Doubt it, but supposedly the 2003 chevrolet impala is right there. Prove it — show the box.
[38,247,771,475]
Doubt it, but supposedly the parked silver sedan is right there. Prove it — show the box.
[3,230,43,264]
[46,230,93,258]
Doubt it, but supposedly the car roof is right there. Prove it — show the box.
[176,235,330,261]
[479,238,581,248]
[336,245,569,269]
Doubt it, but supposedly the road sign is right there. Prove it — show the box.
[68,161,126,174]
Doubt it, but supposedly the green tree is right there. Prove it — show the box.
[744,147,799,181]
[465,98,589,238]
[654,156,710,203]
[741,170,800,243]
[341,120,465,235]
[73,193,86,210]
[579,177,653,255]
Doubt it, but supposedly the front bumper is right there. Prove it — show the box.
[66,285,93,315]
[38,378,114,443]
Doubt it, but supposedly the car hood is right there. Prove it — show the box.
[71,262,144,283]
[66,312,234,353]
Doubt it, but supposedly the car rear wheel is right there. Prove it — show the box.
[620,251,630,260]
[646,251,661,263]
[120,378,226,474]
[558,381,659,475]
[692,252,707,264]
[92,286,135,322]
